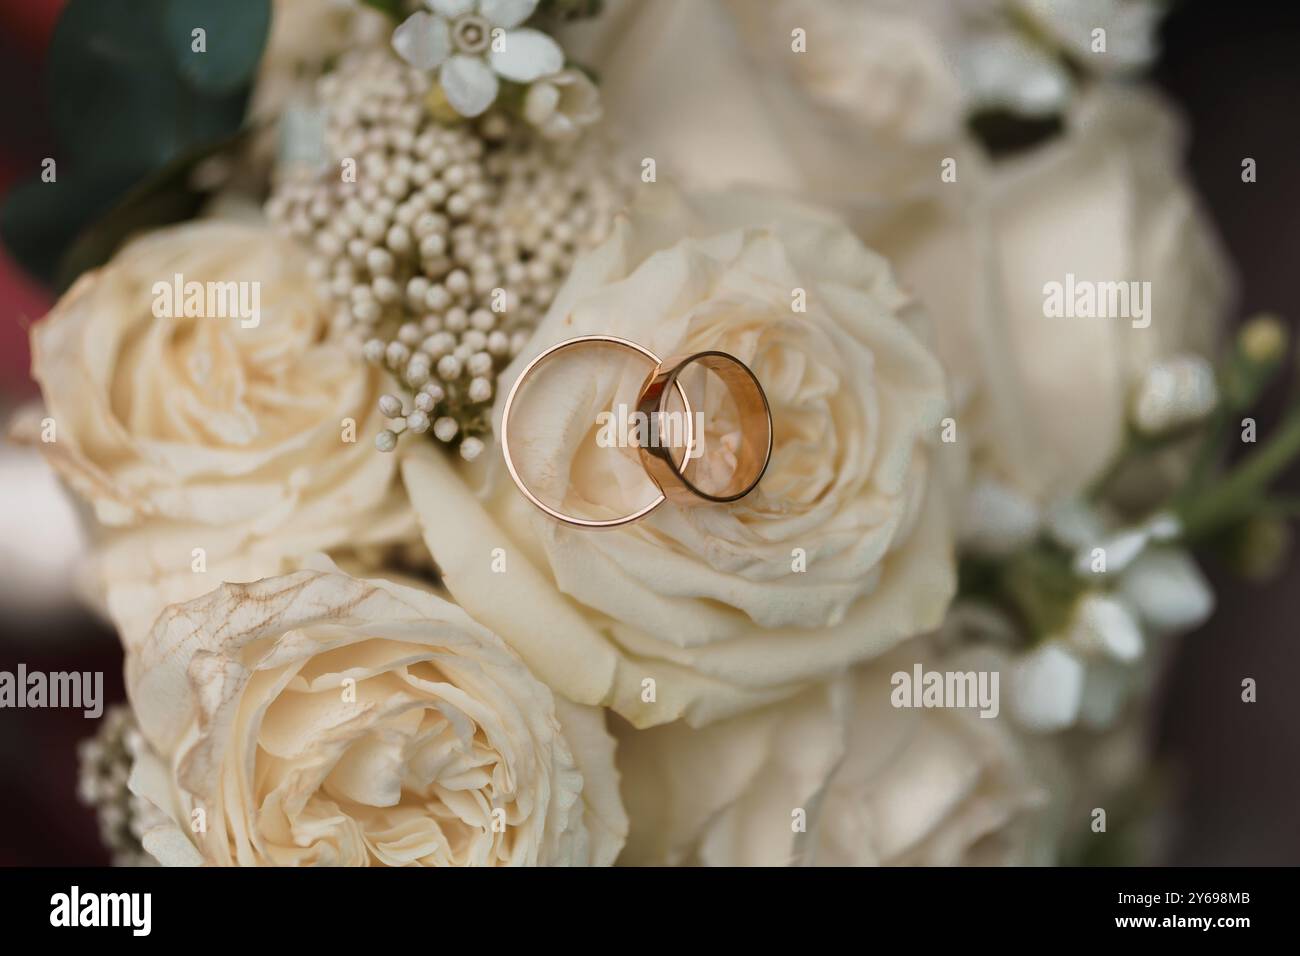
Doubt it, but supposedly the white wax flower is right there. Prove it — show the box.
[1009,641,1086,732]
[1117,547,1214,635]
[1131,354,1219,436]
[393,0,565,117]
[524,68,602,140]
[1067,593,1144,663]
[961,477,1042,555]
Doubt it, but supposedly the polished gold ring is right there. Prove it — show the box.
[500,335,695,529]
[637,350,773,503]
[501,335,771,528]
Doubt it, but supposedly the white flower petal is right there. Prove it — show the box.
[961,32,1072,117]
[960,479,1041,556]
[427,0,475,17]
[1010,642,1085,732]
[480,0,538,29]
[1073,527,1149,577]
[490,28,564,83]
[439,54,500,117]
[1131,355,1218,435]
[1043,498,1106,550]
[1078,664,1127,730]
[523,79,561,124]
[1118,548,1213,634]
[393,11,451,71]
[1068,594,1144,663]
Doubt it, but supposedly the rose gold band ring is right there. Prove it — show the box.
[501,336,771,528]
[500,335,695,529]
[636,351,772,504]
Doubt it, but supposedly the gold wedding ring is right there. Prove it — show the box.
[501,335,772,528]
[500,335,694,529]
[636,351,772,503]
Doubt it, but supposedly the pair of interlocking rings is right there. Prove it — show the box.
[501,335,773,528]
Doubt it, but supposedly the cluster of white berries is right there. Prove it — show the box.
[76,706,158,867]
[266,50,629,459]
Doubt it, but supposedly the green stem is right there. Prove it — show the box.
[1088,424,1206,503]
[1259,496,1300,518]
[1178,406,1300,539]
[1180,404,1230,500]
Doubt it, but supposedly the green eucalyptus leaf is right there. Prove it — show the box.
[54,131,247,291]
[6,0,273,286]
[47,0,256,176]
[162,0,272,95]
[1,167,139,284]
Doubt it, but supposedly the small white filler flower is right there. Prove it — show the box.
[392,0,564,117]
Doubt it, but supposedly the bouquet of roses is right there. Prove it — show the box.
[6,0,1294,867]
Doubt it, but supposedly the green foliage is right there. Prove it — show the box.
[360,0,407,22]
[0,0,271,288]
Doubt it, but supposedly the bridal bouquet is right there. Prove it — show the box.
[7,0,1294,866]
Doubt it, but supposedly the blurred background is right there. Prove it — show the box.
[1,0,1297,865]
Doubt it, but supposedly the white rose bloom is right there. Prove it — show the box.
[616,641,1056,866]
[561,0,967,203]
[27,222,414,647]
[566,4,1228,503]
[126,563,626,866]
[403,188,960,727]
[870,87,1233,502]
[564,0,1168,203]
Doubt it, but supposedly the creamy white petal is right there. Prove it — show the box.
[401,187,959,727]
[393,11,451,71]
[490,27,564,82]
[439,54,500,116]
[480,0,538,29]
[1010,642,1085,732]
[126,566,625,866]
[23,222,413,651]
[1118,547,1213,634]
[1068,594,1144,663]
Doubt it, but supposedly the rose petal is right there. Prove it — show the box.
[393,11,451,71]
[439,54,500,117]
[490,28,564,82]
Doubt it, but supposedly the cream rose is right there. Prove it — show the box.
[560,0,964,203]
[865,87,1233,501]
[126,562,626,866]
[616,639,1057,865]
[403,188,958,728]
[27,221,413,646]
[569,4,1228,503]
